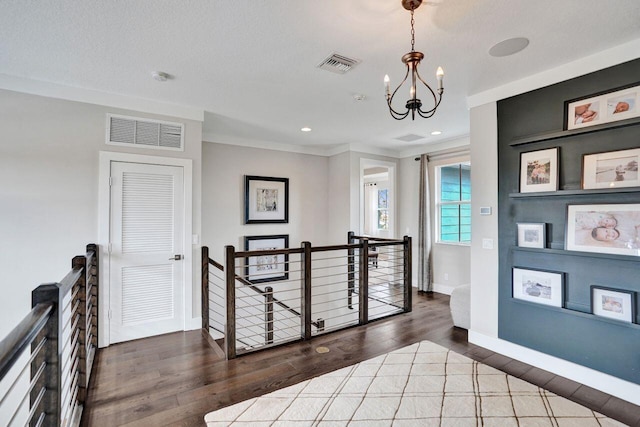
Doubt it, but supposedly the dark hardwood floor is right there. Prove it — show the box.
[82,290,640,426]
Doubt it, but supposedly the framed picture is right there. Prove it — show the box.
[566,82,640,130]
[519,147,559,193]
[517,223,546,248]
[591,286,635,323]
[582,148,640,190]
[244,235,289,283]
[512,267,564,307]
[566,204,640,256]
[244,175,289,224]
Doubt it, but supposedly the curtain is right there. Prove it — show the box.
[418,154,433,292]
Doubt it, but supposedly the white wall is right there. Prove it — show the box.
[327,151,352,244]
[201,142,330,262]
[0,89,203,338]
[468,102,499,337]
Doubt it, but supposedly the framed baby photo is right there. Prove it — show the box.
[582,147,640,190]
[517,223,546,248]
[244,175,289,224]
[244,234,289,283]
[566,82,640,130]
[519,148,559,193]
[512,267,564,308]
[591,286,635,323]
[565,203,640,256]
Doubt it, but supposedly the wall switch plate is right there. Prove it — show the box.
[482,238,494,249]
[192,234,199,245]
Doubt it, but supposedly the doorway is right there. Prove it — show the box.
[98,152,193,347]
[360,159,396,238]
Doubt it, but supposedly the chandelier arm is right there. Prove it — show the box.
[417,93,443,117]
[414,67,443,115]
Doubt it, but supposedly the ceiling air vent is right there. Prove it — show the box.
[107,114,184,151]
[317,53,361,74]
[395,134,425,142]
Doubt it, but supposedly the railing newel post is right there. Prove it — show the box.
[225,245,237,359]
[301,241,312,340]
[347,231,355,309]
[403,236,412,312]
[202,246,210,331]
[72,255,88,403]
[87,243,98,349]
[359,238,369,325]
[265,286,274,344]
[31,283,62,427]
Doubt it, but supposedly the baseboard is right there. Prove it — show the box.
[186,317,202,331]
[432,283,454,295]
[469,330,640,406]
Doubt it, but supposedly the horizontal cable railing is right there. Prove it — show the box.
[203,232,411,359]
[0,244,98,427]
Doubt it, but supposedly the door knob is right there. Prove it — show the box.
[169,255,183,261]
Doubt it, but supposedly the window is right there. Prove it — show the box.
[377,189,389,230]
[437,163,471,243]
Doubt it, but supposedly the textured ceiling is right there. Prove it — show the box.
[1,0,640,151]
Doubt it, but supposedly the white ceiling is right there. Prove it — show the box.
[2,0,640,152]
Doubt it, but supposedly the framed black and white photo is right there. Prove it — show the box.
[591,286,635,323]
[566,204,640,256]
[517,223,546,248]
[244,235,289,283]
[244,175,289,224]
[582,148,640,190]
[566,83,640,130]
[512,267,563,307]
[519,148,559,193]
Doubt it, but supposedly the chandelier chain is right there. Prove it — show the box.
[410,7,415,52]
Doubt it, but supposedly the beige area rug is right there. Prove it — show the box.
[205,340,625,427]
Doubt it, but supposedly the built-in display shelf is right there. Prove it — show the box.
[511,298,640,329]
[509,117,640,147]
[512,246,640,262]
[509,187,640,198]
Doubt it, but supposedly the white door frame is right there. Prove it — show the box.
[359,158,397,238]
[98,151,193,348]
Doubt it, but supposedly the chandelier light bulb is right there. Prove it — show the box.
[436,67,444,90]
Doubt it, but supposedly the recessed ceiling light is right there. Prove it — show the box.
[152,71,169,81]
[353,94,366,101]
[489,37,529,57]
[301,127,312,132]
[431,130,442,135]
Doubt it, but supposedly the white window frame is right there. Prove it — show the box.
[435,161,471,246]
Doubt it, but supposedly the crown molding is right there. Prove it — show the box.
[202,133,419,159]
[397,135,471,159]
[467,38,640,109]
[0,73,204,122]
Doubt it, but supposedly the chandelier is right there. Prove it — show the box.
[384,0,444,120]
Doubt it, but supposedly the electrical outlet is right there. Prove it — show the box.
[444,273,449,281]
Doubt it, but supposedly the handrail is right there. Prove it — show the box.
[0,302,53,379]
[207,257,320,328]
[350,234,403,242]
[204,231,412,359]
[0,243,99,427]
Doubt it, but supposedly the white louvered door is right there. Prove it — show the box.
[109,161,184,343]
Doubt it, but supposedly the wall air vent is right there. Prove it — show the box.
[107,114,184,151]
[317,53,361,74]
